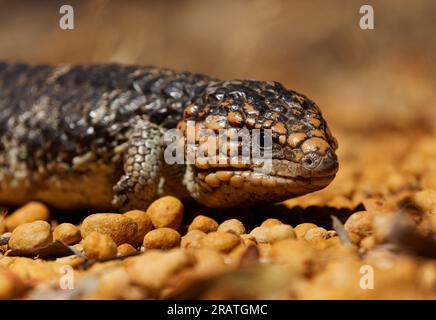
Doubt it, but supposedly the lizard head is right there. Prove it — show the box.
[176,80,338,208]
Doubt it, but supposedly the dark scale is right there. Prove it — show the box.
[0,63,212,169]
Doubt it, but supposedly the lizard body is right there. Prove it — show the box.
[0,62,338,211]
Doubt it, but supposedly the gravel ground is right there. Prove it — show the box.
[0,1,435,299]
[1,127,436,299]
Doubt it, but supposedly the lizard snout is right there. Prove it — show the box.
[301,150,338,178]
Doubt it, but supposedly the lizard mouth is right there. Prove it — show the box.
[188,149,338,207]
[194,151,338,190]
[190,166,336,208]
[194,156,337,193]
[195,168,335,191]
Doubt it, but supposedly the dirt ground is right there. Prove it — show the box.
[0,0,435,299]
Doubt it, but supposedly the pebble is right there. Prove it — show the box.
[344,211,374,244]
[180,230,206,250]
[146,196,184,230]
[83,231,117,259]
[250,224,296,243]
[188,215,219,233]
[117,243,137,256]
[143,228,181,250]
[200,231,241,253]
[217,219,246,235]
[123,210,153,246]
[125,249,194,291]
[53,223,81,245]
[304,227,329,242]
[81,213,138,246]
[294,223,318,240]
[260,218,283,227]
[0,267,28,299]
[8,221,52,251]
[4,202,50,231]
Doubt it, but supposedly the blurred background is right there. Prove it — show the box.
[0,0,435,132]
[0,0,435,207]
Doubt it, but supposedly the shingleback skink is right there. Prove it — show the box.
[0,63,338,211]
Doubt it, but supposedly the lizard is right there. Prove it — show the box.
[0,62,338,211]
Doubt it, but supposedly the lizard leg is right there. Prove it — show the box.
[112,117,165,211]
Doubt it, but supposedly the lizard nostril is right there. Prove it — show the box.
[302,153,319,169]
[304,158,313,166]
[303,150,338,177]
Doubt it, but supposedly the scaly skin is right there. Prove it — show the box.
[0,62,338,211]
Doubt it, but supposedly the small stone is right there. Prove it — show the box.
[250,224,295,244]
[344,211,374,244]
[181,230,206,249]
[146,196,184,230]
[125,249,195,291]
[413,189,436,214]
[53,223,81,245]
[0,267,28,299]
[117,243,137,256]
[143,228,181,250]
[360,235,376,250]
[240,234,257,246]
[270,239,318,275]
[217,219,246,235]
[4,202,50,231]
[188,215,219,233]
[95,267,131,299]
[260,218,283,227]
[123,210,153,246]
[250,227,269,243]
[81,213,138,246]
[83,231,117,259]
[266,224,296,243]
[294,223,318,240]
[8,220,52,251]
[200,231,241,253]
[304,227,329,242]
